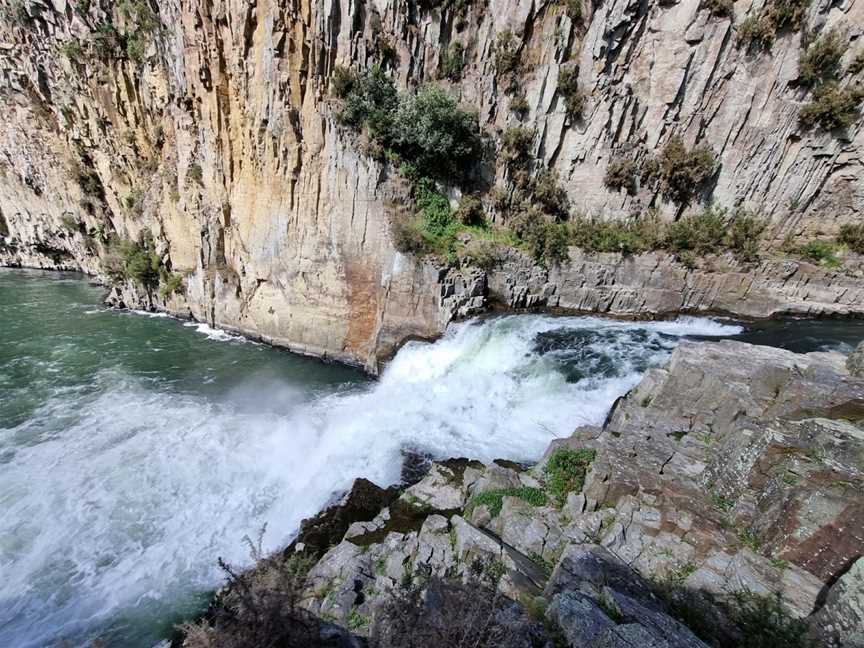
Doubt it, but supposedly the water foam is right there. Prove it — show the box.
[0,314,741,647]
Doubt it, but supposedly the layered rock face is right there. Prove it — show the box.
[186,340,864,647]
[1,0,863,369]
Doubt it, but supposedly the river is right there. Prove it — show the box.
[1,269,861,647]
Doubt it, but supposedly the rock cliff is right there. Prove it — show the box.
[181,339,864,647]
[1,0,863,370]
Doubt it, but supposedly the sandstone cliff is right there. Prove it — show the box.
[1,0,863,370]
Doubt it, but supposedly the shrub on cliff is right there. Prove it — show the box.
[795,239,840,266]
[391,85,481,181]
[494,30,520,76]
[329,66,355,98]
[182,546,324,648]
[851,51,864,75]
[737,15,775,51]
[737,0,812,51]
[340,65,399,139]
[454,194,485,226]
[604,157,638,194]
[656,136,717,205]
[122,235,162,289]
[119,0,160,62]
[665,207,727,256]
[799,82,864,131]
[530,169,570,219]
[500,127,534,176]
[798,29,845,86]
[510,94,530,119]
[569,214,664,255]
[510,206,570,266]
[558,67,585,120]
[563,0,583,22]
[838,223,864,254]
[440,41,466,81]
[727,210,766,261]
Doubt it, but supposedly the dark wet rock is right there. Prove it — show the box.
[288,478,400,558]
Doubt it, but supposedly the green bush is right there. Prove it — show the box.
[737,15,775,51]
[464,487,548,518]
[119,0,160,62]
[799,82,864,131]
[441,42,465,81]
[159,271,184,298]
[737,0,812,51]
[530,169,569,218]
[454,194,485,226]
[838,223,864,254]
[510,206,570,266]
[799,30,844,86]
[494,30,520,76]
[391,84,481,181]
[569,214,664,255]
[558,67,585,120]
[657,136,717,205]
[727,211,766,261]
[501,127,534,173]
[116,235,161,289]
[796,239,840,266]
[665,208,727,255]
[330,66,355,98]
[604,157,638,194]
[391,179,461,260]
[340,65,398,138]
[544,447,595,506]
[416,179,456,237]
[766,0,811,32]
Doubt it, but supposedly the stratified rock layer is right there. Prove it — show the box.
[2,0,864,369]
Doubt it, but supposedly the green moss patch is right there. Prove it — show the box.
[544,448,596,506]
[464,487,548,519]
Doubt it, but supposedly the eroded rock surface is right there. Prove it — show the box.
[2,0,864,369]
[185,340,864,646]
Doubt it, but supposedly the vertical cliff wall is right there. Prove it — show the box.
[0,0,862,370]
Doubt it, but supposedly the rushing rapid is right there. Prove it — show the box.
[1,270,860,647]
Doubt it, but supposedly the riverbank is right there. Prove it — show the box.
[5,240,864,375]
[181,339,864,648]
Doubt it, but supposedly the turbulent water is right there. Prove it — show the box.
[1,270,861,648]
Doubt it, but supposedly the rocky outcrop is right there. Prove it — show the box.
[490,248,864,318]
[184,339,864,646]
[2,0,864,370]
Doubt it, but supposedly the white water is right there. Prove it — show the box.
[0,311,742,647]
